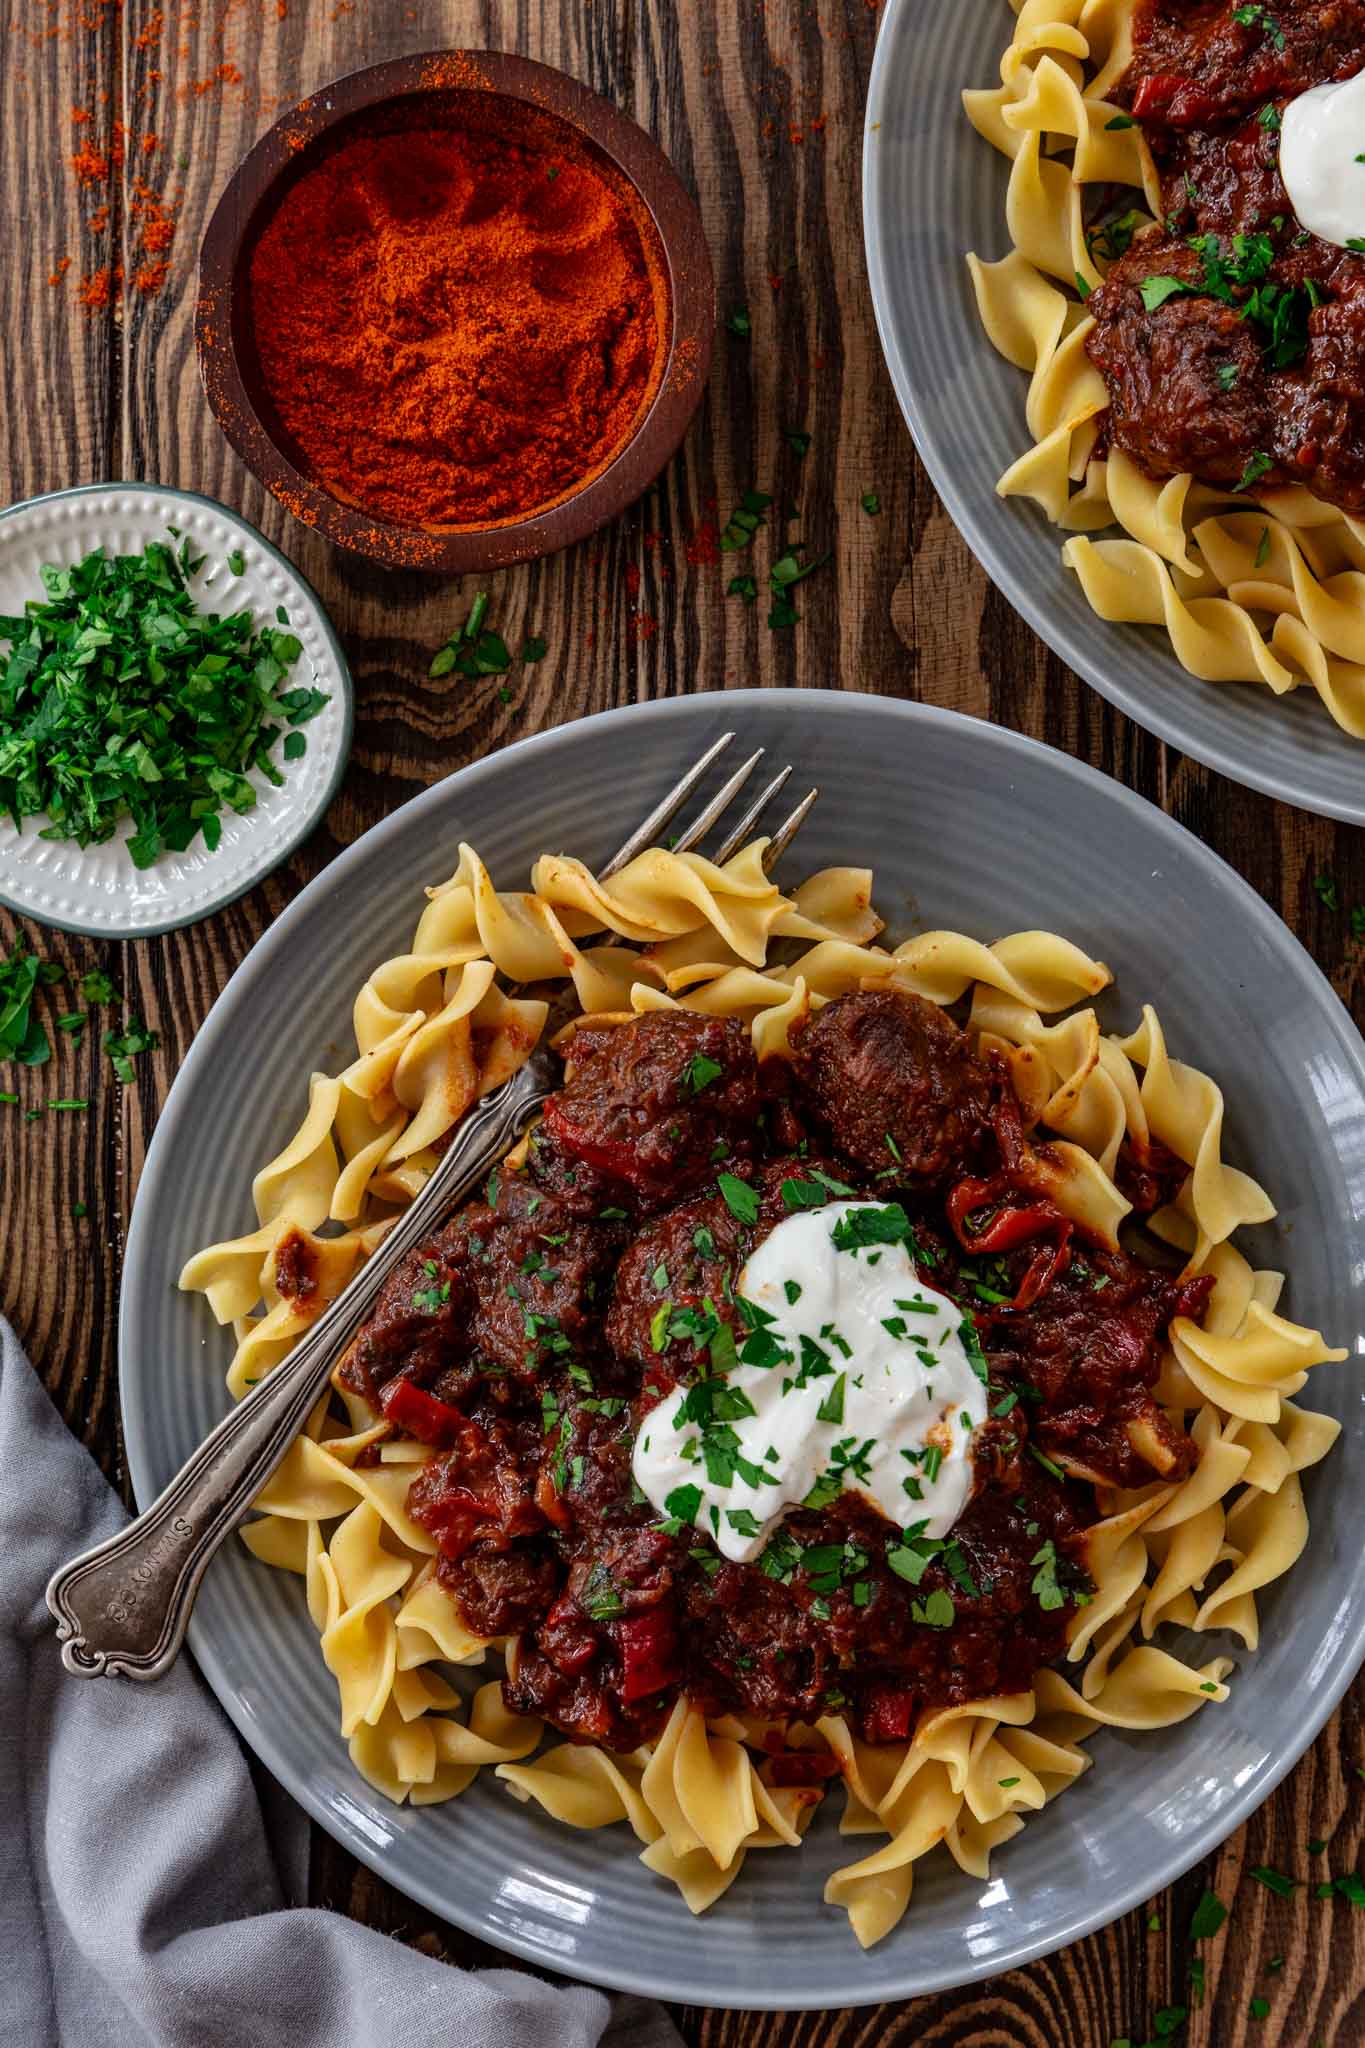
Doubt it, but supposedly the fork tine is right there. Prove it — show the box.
[710,764,794,865]
[670,749,766,858]
[598,732,735,879]
[762,787,818,869]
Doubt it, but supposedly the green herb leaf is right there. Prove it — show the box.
[1189,1890,1227,1940]
[683,1052,724,1094]
[725,306,751,338]
[1234,450,1273,493]
[860,490,881,515]
[1141,274,1189,312]
[717,1172,760,1224]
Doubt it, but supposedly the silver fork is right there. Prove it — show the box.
[46,734,817,1681]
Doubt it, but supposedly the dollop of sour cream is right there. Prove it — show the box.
[1280,71,1365,253]
[631,1200,988,1564]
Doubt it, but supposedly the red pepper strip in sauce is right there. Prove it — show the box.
[861,1681,919,1744]
[946,1177,1074,1311]
[378,1375,468,1447]
[1131,71,1222,126]
[614,1608,682,1703]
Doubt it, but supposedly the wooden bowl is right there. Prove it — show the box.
[195,51,715,573]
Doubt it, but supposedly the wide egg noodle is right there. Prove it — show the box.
[964,0,1365,726]
[176,841,1347,1938]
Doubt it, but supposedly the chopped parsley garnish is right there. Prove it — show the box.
[911,1588,955,1629]
[830,1202,910,1252]
[580,1562,625,1621]
[780,1175,827,1210]
[1140,274,1189,312]
[1235,451,1274,493]
[804,1435,874,1508]
[860,490,881,515]
[1030,1539,1067,1612]
[0,944,65,1065]
[683,1051,723,1094]
[0,539,323,868]
[768,546,832,630]
[726,573,758,603]
[1104,112,1134,129]
[1029,1443,1066,1480]
[1314,870,1339,910]
[726,1506,762,1536]
[1231,2,1285,46]
[717,1171,759,1224]
[103,1016,159,1085]
[1254,525,1272,568]
[815,1372,847,1424]
[1074,271,1092,300]
[79,969,116,1004]
[1087,208,1141,264]
[783,1278,802,1304]
[1216,362,1240,391]
[1249,1866,1301,1898]
[719,488,771,553]
[725,305,751,338]
[758,1528,802,1582]
[784,427,812,458]
[663,1482,702,1527]
[693,1225,717,1260]
[1257,101,1281,130]
[412,1258,451,1314]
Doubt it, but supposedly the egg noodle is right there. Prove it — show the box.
[964,0,1365,735]
[179,837,1345,1947]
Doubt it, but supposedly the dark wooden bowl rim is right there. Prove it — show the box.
[195,49,716,574]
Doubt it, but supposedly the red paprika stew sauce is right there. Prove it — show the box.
[1084,0,1365,509]
[337,995,1209,1754]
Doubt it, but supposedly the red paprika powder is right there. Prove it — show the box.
[247,99,671,529]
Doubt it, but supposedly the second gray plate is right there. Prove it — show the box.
[121,692,1365,2007]
[863,0,1365,824]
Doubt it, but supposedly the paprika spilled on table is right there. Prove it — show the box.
[247,96,671,530]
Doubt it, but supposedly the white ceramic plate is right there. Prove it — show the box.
[0,484,352,935]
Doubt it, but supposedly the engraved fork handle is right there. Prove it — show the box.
[45,1047,558,1681]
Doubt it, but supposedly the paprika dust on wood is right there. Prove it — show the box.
[246,96,671,531]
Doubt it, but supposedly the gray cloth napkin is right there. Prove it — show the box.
[2,1321,682,2048]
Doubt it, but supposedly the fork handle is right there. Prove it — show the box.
[46,1057,554,1681]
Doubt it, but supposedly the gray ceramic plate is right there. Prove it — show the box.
[121,693,1365,2007]
[863,0,1365,826]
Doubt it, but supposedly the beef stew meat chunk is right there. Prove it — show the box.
[793,988,992,1182]
[452,1172,618,1384]
[539,1012,760,1205]
[335,1241,469,1405]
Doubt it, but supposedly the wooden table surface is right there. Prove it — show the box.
[4,0,1363,2041]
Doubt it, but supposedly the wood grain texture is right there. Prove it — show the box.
[3,0,1363,2040]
